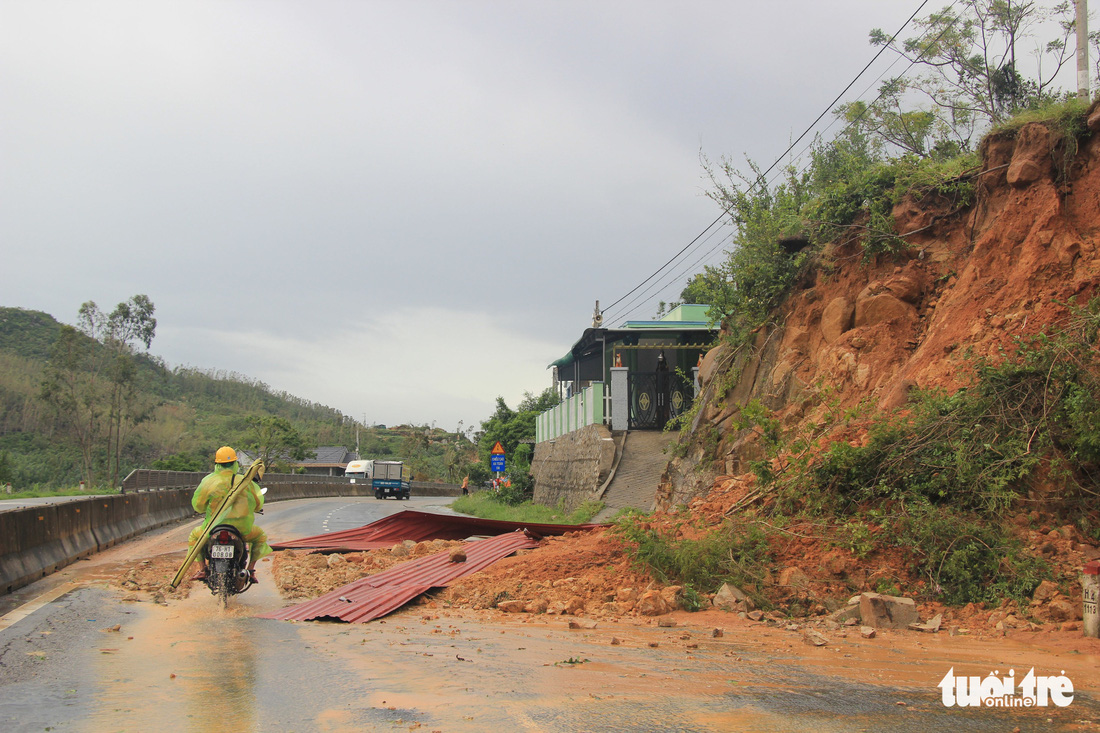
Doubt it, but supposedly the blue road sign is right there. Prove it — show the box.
[490,454,506,473]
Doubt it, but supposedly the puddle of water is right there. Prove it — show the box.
[86,597,260,733]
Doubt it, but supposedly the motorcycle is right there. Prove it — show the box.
[201,488,265,607]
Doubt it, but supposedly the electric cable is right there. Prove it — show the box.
[764,0,962,192]
[602,220,731,323]
[607,227,735,326]
[600,208,731,316]
[609,230,736,326]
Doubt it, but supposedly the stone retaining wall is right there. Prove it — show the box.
[531,424,617,512]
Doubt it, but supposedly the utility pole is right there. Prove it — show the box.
[1078,0,1090,100]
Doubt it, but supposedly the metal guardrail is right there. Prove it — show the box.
[121,469,459,494]
[120,470,204,492]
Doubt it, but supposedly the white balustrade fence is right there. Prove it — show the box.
[536,383,605,442]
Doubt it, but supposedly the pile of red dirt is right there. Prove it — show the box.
[439,529,659,616]
[271,539,467,600]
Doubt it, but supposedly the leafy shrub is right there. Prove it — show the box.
[679,585,707,612]
[894,506,1047,605]
[615,517,771,600]
[807,128,901,258]
[835,520,875,559]
[892,151,981,209]
[809,392,1038,515]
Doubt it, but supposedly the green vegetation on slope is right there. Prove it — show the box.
[0,305,470,488]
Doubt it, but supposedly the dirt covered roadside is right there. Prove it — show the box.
[264,499,1097,638]
[110,551,194,603]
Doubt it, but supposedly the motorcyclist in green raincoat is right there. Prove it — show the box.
[189,446,272,583]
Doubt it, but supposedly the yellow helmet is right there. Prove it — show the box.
[214,446,237,464]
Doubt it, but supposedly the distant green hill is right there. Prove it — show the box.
[0,306,468,489]
[0,307,67,361]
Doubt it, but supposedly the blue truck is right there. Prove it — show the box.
[370,460,411,500]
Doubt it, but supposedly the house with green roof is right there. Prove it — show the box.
[537,304,718,442]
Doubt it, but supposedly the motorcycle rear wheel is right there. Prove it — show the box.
[212,572,231,609]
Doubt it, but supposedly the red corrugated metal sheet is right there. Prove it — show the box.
[271,509,605,551]
[260,530,539,623]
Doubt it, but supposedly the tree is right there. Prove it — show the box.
[866,1,1075,149]
[151,452,208,472]
[517,389,560,414]
[465,459,491,486]
[39,294,157,488]
[401,423,435,480]
[243,415,315,472]
[97,295,157,489]
[834,79,941,157]
[679,267,733,307]
[477,393,550,463]
[443,443,465,483]
[41,325,104,486]
[474,389,561,505]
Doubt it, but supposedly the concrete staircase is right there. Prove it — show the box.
[593,431,675,522]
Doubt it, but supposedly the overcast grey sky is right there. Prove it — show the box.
[0,1,983,428]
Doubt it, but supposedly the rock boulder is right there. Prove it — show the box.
[858,592,919,629]
[821,297,855,343]
[854,294,916,329]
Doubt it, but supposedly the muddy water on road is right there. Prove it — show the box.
[87,601,263,732]
[72,580,1100,733]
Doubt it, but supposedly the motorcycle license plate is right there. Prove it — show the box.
[210,544,234,559]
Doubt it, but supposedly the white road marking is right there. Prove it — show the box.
[321,502,356,533]
[0,582,82,632]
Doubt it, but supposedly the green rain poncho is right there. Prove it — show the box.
[187,462,272,561]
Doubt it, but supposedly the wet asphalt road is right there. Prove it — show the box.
[2,496,1099,732]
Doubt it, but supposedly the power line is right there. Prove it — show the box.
[764,0,962,192]
[603,219,730,322]
[604,225,734,325]
[764,50,912,190]
[600,208,730,315]
[610,231,736,326]
[750,0,933,188]
[609,223,738,326]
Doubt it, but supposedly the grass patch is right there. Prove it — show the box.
[990,97,1090,138]
[450,493,605,524]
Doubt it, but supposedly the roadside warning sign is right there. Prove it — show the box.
[491,441,505,455]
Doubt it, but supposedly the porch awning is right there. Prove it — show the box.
[548,351,575,370]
